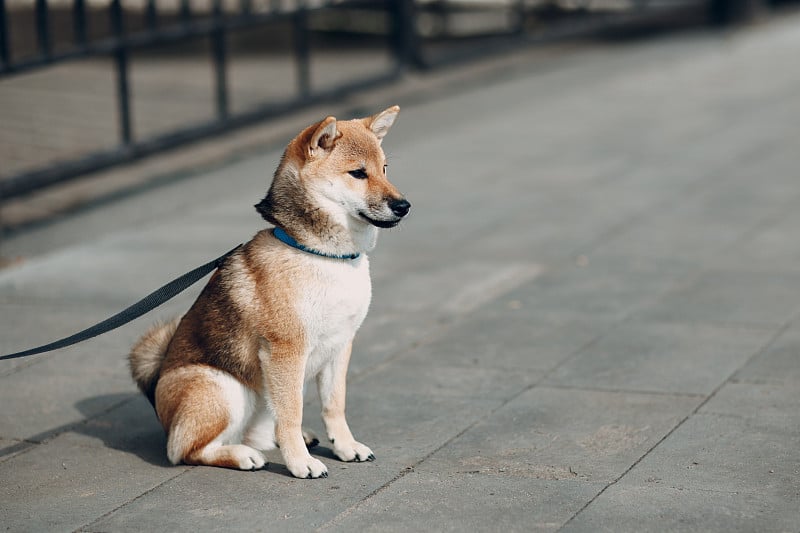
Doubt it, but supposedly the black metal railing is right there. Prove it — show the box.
[0,0,755,200]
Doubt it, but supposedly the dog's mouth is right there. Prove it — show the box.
[358,212,401,228]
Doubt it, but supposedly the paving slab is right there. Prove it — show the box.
[639,270,800,328]
[547,322,777,395]
[733,325,800,385]
[700,381,800,424]
[564,388,800,532]
[710,199,800,274]
[0,431,189,533]
[561,484,800,533]
[401,303,613,373]
[0,243,227,307]
[618,413,799,497]
[322,471,605,533]
[418,386,701,483]
[506,255,693,321]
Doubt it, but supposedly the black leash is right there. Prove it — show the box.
[0,244,243,361]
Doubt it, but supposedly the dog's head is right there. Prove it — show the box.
[256,106,410,235]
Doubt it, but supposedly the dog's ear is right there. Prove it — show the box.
[364,105,400,143]
[308,116,339,157]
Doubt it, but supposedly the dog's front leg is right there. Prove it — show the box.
[317,341,375,463]
[266,344,328,479]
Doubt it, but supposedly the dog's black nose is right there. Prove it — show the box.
[389,198,411,217]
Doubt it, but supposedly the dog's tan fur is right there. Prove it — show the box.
[129,107,408,478]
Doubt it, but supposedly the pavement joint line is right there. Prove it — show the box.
[0,357,41,378]
[626,317,788,332]
[317,308,650,531]
[315,381,534,533]
[693,410,794,423]
[0,394,139,460]
[556,319,793,531]
[346,267,550,386]
[646,485,747,496]
[349,322,457,384]
[538,383,707,399]
[707,188,800,269]
[75,467,194,533]
[0,438,38,464]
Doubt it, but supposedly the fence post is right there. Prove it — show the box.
[110,0,133,145]
[73,0,87,46]
[293,4,311,99]
[211,0,229,120]
[0,0,9,68]
[708,0,766,25]
[35,0,51,58]
[392,0,422,71]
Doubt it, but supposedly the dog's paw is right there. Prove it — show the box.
[231,445,267,471]
[303,428,320,449]
[286,455,328,479]
[333,440,375,463]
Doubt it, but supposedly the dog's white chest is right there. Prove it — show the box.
[299,256,372,372]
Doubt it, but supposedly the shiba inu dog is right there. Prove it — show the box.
[128,106,410,479]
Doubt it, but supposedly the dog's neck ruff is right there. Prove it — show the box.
[273,227,361,260]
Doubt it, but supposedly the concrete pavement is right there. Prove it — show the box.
[2,13,800,532]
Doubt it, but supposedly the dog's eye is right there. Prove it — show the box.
[348,169,368,179]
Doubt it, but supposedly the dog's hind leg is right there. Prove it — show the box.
[156,366,266,471]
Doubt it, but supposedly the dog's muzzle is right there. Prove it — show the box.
[388,198,411,218]
[359,198,411,228]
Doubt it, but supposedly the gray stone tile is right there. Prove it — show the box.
[0,437,33,462]
[0,326,138,441]
[369,259,543,322]
[0,244,216,306]
[509,255,692,321]
[356,354,538,402]
[733,327,800,385]
[599,202,749,263]
[599,149,800,263]
[711,207,800,273]
[700,381,800,424]
[0,301,129,375]
[548,322,776,394]
[419,387,700,483]
[403,308,612,373]
[620,414,799,498]
[0,432,188,533]
[106,217,261,253]
[640,270,800,327]
[61,394,172,468]
[324,471,604,533]
[88,458,388,533]
[350,259,547,373]
[562,484,799,533]
[317,373,506,468]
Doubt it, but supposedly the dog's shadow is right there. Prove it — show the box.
[0,393,337,477]
[74,393,172,467]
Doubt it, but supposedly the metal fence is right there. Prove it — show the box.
[0,0,748,199]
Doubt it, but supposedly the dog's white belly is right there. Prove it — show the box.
[299,256,372,380]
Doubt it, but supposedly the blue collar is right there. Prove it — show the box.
[273,227,361,260]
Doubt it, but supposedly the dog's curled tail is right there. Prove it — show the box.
[128,317,181,406]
